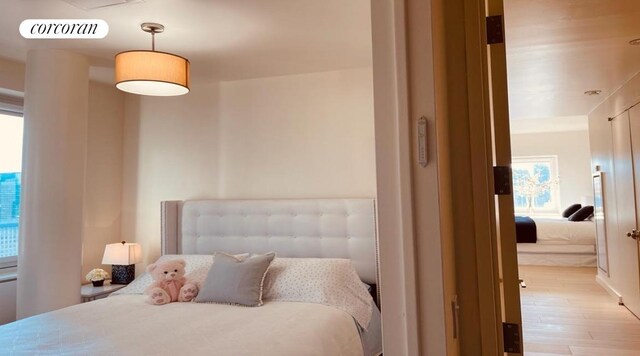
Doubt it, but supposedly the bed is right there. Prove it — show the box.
[516,216,597,267]
[0,198,382,356]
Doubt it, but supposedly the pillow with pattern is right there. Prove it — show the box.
[262,258,373,330]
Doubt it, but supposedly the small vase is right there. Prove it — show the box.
[92,279,105,287]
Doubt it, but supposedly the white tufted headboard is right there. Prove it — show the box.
[161,199,379,284]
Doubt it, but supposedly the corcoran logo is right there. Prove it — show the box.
[19,19,109,39]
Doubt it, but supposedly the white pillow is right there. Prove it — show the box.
[263,258,373,330]
[112,254,248,296]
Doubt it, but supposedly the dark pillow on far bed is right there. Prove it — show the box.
[562,204,582,218]
[568,206,593,221]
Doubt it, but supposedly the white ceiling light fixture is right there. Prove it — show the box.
[584,90,602,96]
[115,22,190,96]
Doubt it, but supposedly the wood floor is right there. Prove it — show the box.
[520,266,640,355]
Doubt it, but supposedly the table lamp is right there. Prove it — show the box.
[102,241,142,284]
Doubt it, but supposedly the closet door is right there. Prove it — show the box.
[612,111,640,317]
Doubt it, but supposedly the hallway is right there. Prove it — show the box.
[520,266,640,355]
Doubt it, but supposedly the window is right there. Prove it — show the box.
[0,112,23,268]
[512,156,560,214]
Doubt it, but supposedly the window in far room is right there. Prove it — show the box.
[0,112,23,268]
[512,155,560,214]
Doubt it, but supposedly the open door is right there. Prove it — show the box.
[485,0,524,354]
[434,0,523,352]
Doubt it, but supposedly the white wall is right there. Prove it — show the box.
[18,49,89,317]
[510,130,593,211]
[0,57,25,94]
[218,68,376,198]
[121,68,376,267]
[0,56,125,320]
[121,82,220,266]
[589,71,640,305]
[0,280,16,325]
[83,82,125,279]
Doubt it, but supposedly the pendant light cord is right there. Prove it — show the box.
[151,31,155,51]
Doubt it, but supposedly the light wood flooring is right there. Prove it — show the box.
[520,266,640,355]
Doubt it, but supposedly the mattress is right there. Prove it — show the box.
[517,253,597,267]
[0,295,366,356]
[517,244,595,255]
[517,244,596,266]
[531,217,596,245]
[517,217,596,267]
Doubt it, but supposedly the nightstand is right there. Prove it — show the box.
[81,280,126,302]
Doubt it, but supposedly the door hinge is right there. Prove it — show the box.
[486,15,504,44]
[494,166,512,195]
[503,322,522,353]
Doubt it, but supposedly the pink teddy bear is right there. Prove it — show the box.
[144,259,199,305]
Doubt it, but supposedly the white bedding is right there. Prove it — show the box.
[517,217,596,267]
[531,217,596,245]
[0,295,363,356]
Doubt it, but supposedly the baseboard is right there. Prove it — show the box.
[596,274,623,304]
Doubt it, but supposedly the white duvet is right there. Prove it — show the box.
[531,217,596,245]
[0,295,363,356]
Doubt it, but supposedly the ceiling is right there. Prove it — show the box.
[5,0,636,127]
[510,115,589,135]
[0,0,372,82]
[505,0,640,123]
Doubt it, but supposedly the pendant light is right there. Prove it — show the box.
[115,23,190,96]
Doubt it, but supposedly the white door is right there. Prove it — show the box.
[612,111,640,317]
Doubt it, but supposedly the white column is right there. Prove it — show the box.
[17,49,89,318]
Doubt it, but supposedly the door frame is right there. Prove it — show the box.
[431,0,523,353]
[371,0,450,354]
[373,0,522,354]
[484,0,525,354]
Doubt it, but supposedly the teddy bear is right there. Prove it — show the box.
[144,259,199,305]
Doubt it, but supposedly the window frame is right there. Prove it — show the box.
[512,155,560,214]
[0,94,24,269]
[0,256,17,270]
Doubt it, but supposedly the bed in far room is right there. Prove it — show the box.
[516,205,597,267]
[0,199,383,356]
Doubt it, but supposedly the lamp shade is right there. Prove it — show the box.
[115,50,190,96]
[102,242,142,265]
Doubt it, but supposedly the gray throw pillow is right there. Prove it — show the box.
[195,252,276,306]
